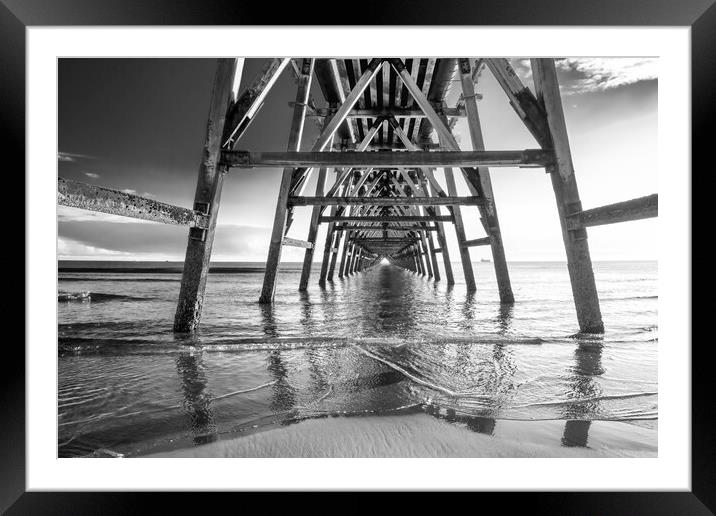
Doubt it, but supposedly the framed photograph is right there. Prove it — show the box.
[6,0,708,511]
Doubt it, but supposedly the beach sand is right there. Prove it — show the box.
[146,413,657,458]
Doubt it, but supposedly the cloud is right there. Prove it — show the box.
[84,172,100,179]
[58,205,153,224]
[556,58,657,95]
[509,57,657,96]
[121,188,137,195]
[58,151,96,162]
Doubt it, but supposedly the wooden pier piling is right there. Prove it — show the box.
[259,59,315,304]
[173,59,238,333]
[531,58,604,333]
[60,57,658,335]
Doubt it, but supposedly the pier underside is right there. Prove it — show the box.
[57,57,659,335]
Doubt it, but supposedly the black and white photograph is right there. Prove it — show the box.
[57,55,659,459]
[0,0,705,503]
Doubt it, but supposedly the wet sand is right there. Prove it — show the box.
[146,413,657,458]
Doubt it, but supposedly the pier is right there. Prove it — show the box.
[57,57,658,334]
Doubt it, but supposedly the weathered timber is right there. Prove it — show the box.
[419,233,433,278]
[320,215,452,223]
[484,58,552,149]
[426,226,441,281]
[288,58,384,194]
[321,120,383,202]
[387,125,453,283]
[223,58,290,148]
[459,58,514,303]
[223,149,551,169]
[301,106,470,119]
[462,236,492,247]
[328,228,343,280]
[328,59,356,142]
[174,58,237,333]
[533,58,603,333]
[567,194,658,229]
[318,179,344,285]
[299,167,327,290]
[259,59,314,304]
[334,225,438,232]
[390,60,490,202]
[283,237,313,249]
[289,196,482,207]
[354,237,419,243]
[58,178,208,229]
[444,166,476,291]
[318,228,336,285]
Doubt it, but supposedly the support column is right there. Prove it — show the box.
[417,240,428,276]
[426,228,441,281]
[299,167,328,290]
[319,226,336,285]
[328,228,343,280]
[443,167,476,291]
[259,59,314,304]
[459,58,514,303]
[421,175,454,285]
[348,245,356,275]
[318,180,344,285]
[348,244,357,275]
[435,221,454,284]
[351,246,361,274]
[338,235,351,278]
[532,58,603,333]
[420,178,441,282]
[174,59,237,332]
[419,233,433,277]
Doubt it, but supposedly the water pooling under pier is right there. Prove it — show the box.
[57,261,657,457]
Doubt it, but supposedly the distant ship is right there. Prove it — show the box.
[481,258,491,262]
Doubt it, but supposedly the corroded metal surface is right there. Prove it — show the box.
[58,177,209,229]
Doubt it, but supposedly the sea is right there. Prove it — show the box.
[57,260,658,457]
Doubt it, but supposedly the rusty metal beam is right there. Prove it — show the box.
[58,177,209,229]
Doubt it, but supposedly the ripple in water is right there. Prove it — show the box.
[57,261,658,457]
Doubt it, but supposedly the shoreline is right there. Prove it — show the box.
[145,413,657,458]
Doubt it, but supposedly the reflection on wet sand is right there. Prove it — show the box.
[424,404,497,436]
[59,261,657,457]
[267,350,297,418]
[561,341,604,447]
[175,352,217,445]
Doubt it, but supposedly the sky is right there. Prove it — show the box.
[58,57,658,262]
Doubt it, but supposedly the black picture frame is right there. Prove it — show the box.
[4,0,708,512]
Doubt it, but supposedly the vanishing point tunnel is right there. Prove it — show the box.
[57,57,658,334]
